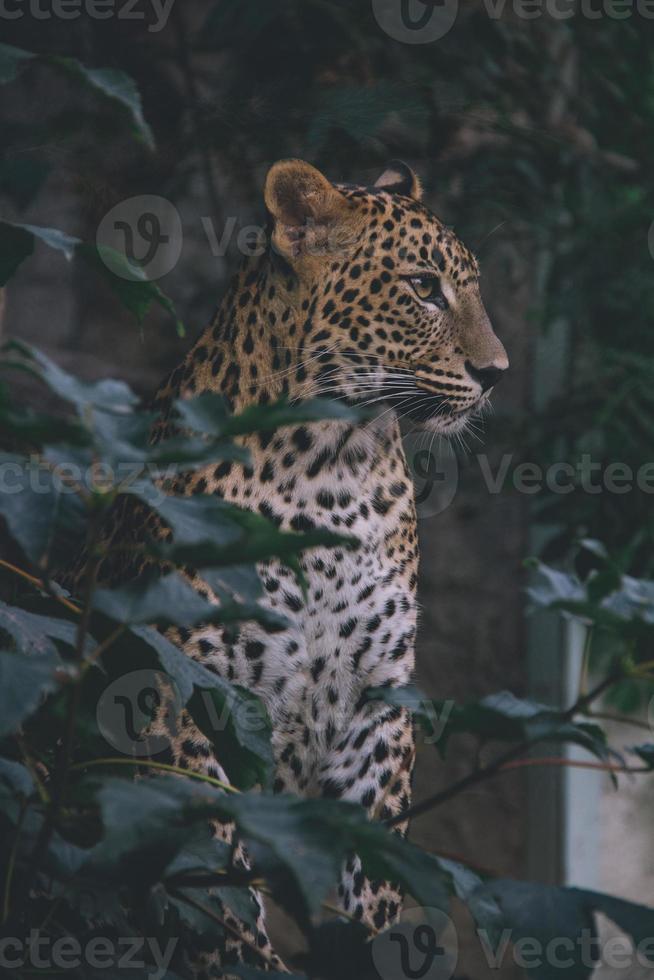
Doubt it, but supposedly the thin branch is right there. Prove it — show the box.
[2,801,27,924]
[69,756,239,794]
[168,889,284,971]
[0,558,80,615]
[386,670,623,829]
[500,756,649,775]
[586,709,651,732]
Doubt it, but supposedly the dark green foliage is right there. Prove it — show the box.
[1,14,654,977]
[0,343,652,977]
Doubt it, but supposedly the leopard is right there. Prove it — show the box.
[80,158,508,976]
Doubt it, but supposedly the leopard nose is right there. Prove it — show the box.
[464,360,507,392]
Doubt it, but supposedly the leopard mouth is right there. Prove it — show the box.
[382,373,475,424]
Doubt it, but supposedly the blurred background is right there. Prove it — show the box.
[1,1,653,973]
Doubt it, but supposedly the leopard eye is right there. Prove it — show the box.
[408,275,448,310]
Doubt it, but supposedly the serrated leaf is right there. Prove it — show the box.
[189,684,274,791]
[475,880,654,980]
[629,743,654,769]
[0,597,88,657]
[0,452,87,568]
[367,685,612,761]
[94,572,285,633]
[0,44,154,148]
[82,778,200,884]
[0,649,61,736]
[0,42,35,83]
[4,339,139,413]
[60,62,155,149]
[79,244,184,334]
[175,392,363,438]
[0,220,33,285]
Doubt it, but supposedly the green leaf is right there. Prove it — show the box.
[57,62,155,150]
[82,777,201,884]
[629,743,654,769]
[93,571,285,633]
[175,393,363,438]
[0,597,88,658]
[0,758,35,821]
[164,836,231,878]
[437,857,504,936]
[128,624,222,704]
[0,230,183,330]
[0,220,33,285]
[3,339,139,413]
[116,623,275,790]
[0,42,35,84]
[79,244,184,335]
[215,886,260,931]
[0,45,154,148]
[476,880,654,979]
[367,685,612,761]
[127,481,244,548]
[188,684,274,791]
[527,560,654,633]
[478,879,598,980]
[0,649,61,736]
[0,758,34,799]
[0,452,87,569]
[93,573,226,627]
[526,562,586,611]
[0,221,79,286]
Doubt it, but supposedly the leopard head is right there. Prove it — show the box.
[264,159,508,434]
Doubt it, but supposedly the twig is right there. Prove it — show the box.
[0,559,80,615]
[2,801,27,924]
[386,670,623,829]
[500,756,649,775]
[82,624,126,670]
[586,709,651,732]
[168,889,286,972]
[578,626,593,699]
[69,756,239,794]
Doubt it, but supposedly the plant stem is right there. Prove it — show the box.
[0,558,80,615]
[168,889,283,971]
[69,756,239,794]
[586,709,651,732]
[2,801,27,924]
[386,669,623,829]
[82,623,126,670]
[500,756,649,774]
[578,625,593,698]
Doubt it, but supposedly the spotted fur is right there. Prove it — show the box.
[83,160,508,975]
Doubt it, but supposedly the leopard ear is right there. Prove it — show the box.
[374,160,422,201]
[264,159,354,261]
